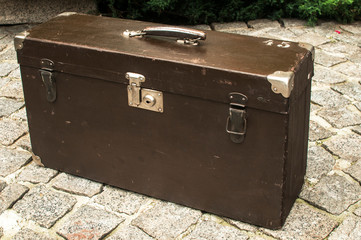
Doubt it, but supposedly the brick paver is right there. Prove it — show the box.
[0,19,360,239]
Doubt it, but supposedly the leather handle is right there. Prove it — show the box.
[124,26,206,44]
[142,26,206,40]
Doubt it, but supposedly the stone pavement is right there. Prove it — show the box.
[0,18,360,240]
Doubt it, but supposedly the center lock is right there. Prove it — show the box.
[126,72,163,113]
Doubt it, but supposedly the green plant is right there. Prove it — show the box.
[96,0,361,25]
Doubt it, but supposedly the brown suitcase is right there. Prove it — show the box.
[15,13,314,229]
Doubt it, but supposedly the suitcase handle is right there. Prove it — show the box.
[124,26,206,45]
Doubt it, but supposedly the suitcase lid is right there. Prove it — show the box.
[15,13,314,114]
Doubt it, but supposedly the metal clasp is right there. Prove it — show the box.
[39,59,56,102]
[126,72,145,106]
[126,72,163,113]
[226,93,247,143]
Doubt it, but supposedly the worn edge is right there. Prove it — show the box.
[298,42,315,61]
[57,12,78,17]
[267,71,295,98]
[14,31,29,51]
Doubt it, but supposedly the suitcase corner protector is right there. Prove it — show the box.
[14,31,29,51]
[267,71,295,98]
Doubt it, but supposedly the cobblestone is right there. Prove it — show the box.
[52,172,103,197]
[0,77,10,89]
[132,201,202,240]
[191,25,211,31]
[12,228,57,240]
[305,145,335,180]
[297,32,330,46]
[315,49,347,67]
[248,19,281,29]
[106,225,154,240]
[0,62,18,77]
[308,120,335,141]
[332,81,361,102]
[352,124,361,135]
[0,98,24,117]
[57,205,124,240]
[317,105,361,129]
[94,186,147,215]
[311,88,350,108]
[263,28,298,41]
[14,134,32,151]
[328,214,361,240]
[8,67,21,79]
[0,117,28,146]
[224,217,257,232]
[301,174,361,215]
[13,185,77,228]
[355,206,361,217]
[340,22,361,35]
[345,161,361,183]
[0,183,29,214]
[0,179,7,191]
[312,64,348,84]
[261,201,338,240]
[183,215,249,240]
[11,107,27,121]
[17,162,58,184]
[0,47,17,61]
[282,18,307,27]
[0,78,24,99]
[310,103,321,112]
[332,61,361,78]
[323,132,361,162]
[0,147,31,177]
[211,22,248,32]
[319,42,360,58]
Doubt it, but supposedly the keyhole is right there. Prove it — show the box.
[143,94,156,107]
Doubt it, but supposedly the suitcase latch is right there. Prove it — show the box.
[226,93,247,143]
[39,59,56,103]
[126,72,163,113]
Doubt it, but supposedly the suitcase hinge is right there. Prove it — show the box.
[39,59,56,103]
[226,93,247,143]
[126,72,163,113]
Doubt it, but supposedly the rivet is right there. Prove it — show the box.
[125,74,129,79]
[158,108,162,112]
[273,87,278,92]
[158,93,161,96]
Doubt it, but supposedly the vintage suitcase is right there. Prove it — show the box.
[15,13,314,229]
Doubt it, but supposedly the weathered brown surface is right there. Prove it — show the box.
[16,14,312,229]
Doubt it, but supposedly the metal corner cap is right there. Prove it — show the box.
[14,31,29,50]
[267,71,295,98]
[57,12,77,17]
[299,42,315,61]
